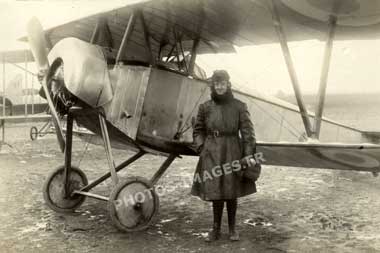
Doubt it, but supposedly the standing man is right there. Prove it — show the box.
[191,70,257,242]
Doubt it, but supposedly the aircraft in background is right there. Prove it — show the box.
[24,0,380,232]
[0,71,47,115]
[0,49,52,142]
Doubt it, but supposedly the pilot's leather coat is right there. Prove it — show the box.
[191,93,257,200]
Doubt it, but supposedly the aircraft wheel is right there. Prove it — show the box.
[43,165,88,213]
[30,126,38,140]
[108,176,159,232]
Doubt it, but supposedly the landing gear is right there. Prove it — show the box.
[43,107,177,232]
[30,121,54,141]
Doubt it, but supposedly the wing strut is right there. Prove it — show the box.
[189,37,200,75]
[1,55,5,147]
[313,15,337,139]
[115,12,136,64]
[138,10,155,65]
[90,16,114,48]
[270,0,313,138]
[2,54,5,118]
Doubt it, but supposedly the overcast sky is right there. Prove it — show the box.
[1,0,380,95]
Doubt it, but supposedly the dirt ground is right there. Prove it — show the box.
[1,123,380,253]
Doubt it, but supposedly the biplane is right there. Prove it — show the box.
[24,0,380,232]
[0,49,51,143]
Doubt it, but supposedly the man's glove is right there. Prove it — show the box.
[189,142,204,155]
[240,156,256,169]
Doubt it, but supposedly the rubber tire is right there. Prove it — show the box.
[30,126,38,140]
[43,165,88,213]
[108,176,159,232]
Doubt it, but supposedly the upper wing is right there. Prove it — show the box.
[20,0,380,60]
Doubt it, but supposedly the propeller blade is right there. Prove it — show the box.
[41,76,66,153]
[27,17,66,153]
[26,17,49,70]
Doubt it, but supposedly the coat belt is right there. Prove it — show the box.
[207,130,239,138]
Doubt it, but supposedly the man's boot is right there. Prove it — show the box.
[205,200,223,242]
[227,199,239,241]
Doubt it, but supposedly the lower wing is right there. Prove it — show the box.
[257,142,380,172]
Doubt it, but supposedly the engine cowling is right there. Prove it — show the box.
[48,37,113,107]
